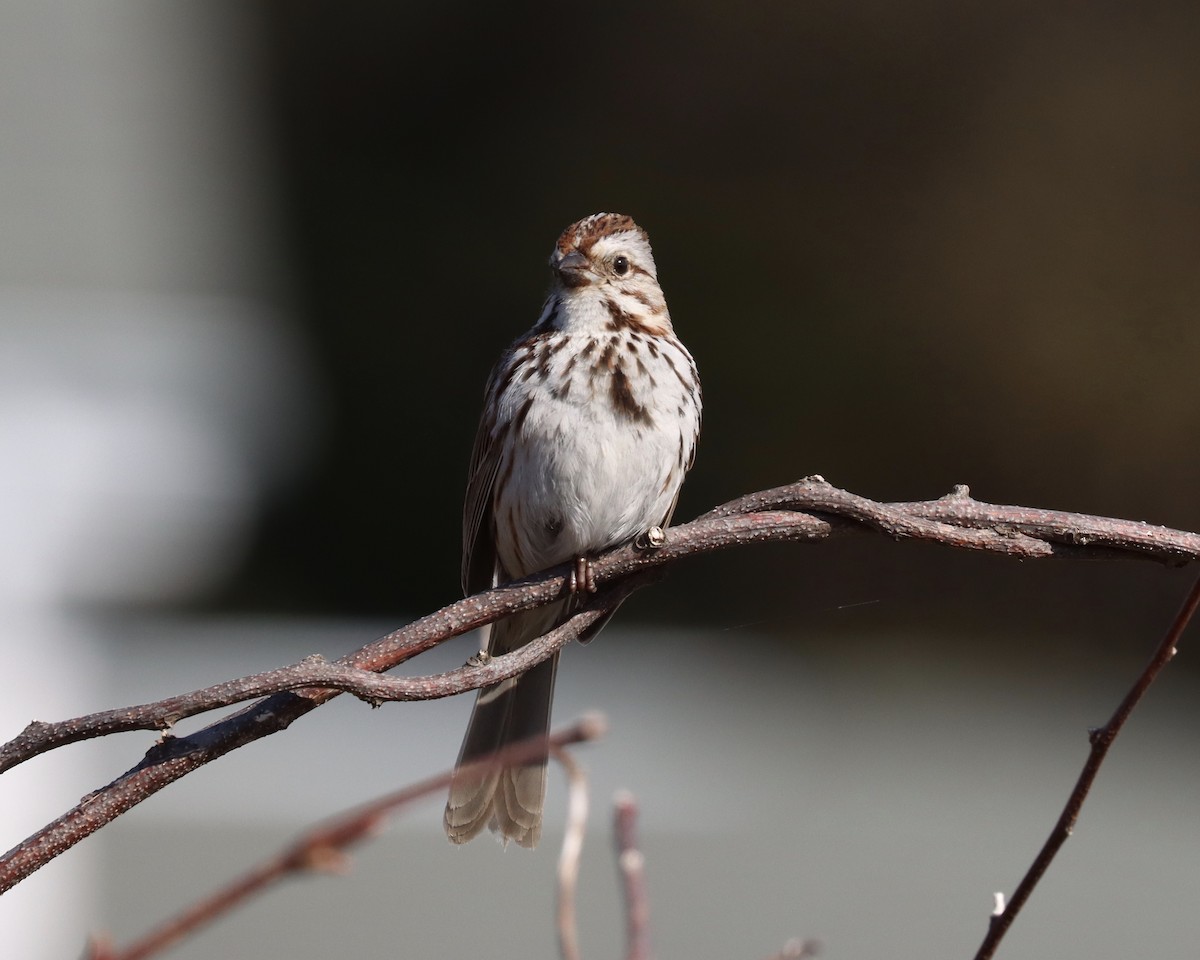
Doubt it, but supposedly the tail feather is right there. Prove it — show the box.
[444,605,561,847]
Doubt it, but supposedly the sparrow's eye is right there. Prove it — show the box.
[613,256,630,276]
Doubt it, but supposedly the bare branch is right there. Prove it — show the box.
[703,479,1200,562]
[0,594,632,774]
[8,478,1197,775]
[82,718,606,960]
[5,477,1200,893]
[0,590,632,894]
[972,572,1200,959]
[0,572,647,777]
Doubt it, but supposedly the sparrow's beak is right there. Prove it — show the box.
[552,249,591,288]
[554,250,588,274]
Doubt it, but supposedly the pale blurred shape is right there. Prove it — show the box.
[0,3,312,958]
[0,290,313,606]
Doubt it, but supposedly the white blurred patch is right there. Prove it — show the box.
[0,289,316,606]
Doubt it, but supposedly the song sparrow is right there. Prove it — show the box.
[444,213,702,847]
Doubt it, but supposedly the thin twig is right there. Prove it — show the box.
[554,746,590,960]
[972,572,1200,960]
[614,790,652,960]
[84,717,606,960]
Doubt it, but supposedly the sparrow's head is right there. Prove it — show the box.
[549,213,659,290]
[544,213,670,334]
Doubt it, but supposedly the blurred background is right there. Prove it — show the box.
[2,1,1200,957]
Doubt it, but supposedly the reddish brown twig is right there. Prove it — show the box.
[614,791,652,960]
[83,716,606,960]
[972,572,1200,959]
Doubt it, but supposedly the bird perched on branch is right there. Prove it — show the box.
[444,213,702,847]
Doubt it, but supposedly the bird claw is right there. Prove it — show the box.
[568,556,597,595]
[636,525,666,550]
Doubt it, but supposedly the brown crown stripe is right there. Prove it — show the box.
[556,213,643,256]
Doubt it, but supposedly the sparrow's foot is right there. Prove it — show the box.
[568,555,598,595]
[636,525,667,550]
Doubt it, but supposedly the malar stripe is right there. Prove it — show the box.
[602,298,666,336]
[602,297,636,331]
[620,288,655,309]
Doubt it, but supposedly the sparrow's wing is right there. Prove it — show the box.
[657,386,703,529]
[461,365,504,597]
[450,348,558,849]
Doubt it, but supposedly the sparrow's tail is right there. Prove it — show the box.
[444,604,562,848]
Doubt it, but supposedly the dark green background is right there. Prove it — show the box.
[232,0,1200,644]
